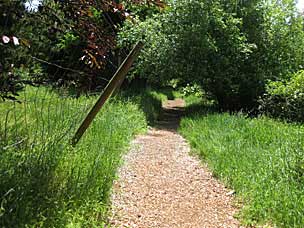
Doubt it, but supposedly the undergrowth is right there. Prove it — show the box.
[122,88,167,125]
[179,108,304,227]
[0,86,157,227]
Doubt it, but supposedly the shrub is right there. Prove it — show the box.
[119,0,304,111]
[260,70,304,122]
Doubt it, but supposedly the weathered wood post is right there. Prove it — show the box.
[71,42,144,146]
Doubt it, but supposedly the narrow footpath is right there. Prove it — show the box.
[110,99,241,228]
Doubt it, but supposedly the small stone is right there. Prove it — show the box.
[226,190,236,196]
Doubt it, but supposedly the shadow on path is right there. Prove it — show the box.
[155,99,185,131]
[110,98,241,228]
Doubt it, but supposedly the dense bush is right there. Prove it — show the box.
[0,0,161,99]
[17,0,123,91]
[119,0,304,111]
[260,70,304,122]
[120,0,251,109]
[0,1,33,100]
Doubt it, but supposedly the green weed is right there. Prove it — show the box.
[121,88,167,125]
[0,86,148,227]
[179,111,304,227]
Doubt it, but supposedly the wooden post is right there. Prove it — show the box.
[71,42,144,146]
[113,49,124,96]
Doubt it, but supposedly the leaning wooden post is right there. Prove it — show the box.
[71,42,144,146]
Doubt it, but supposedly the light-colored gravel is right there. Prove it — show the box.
[110,99,242,228]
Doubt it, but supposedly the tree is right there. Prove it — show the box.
[119,0,304,111]
[0,0,30,100]
[119,0,253,109]
[0,0,165,99]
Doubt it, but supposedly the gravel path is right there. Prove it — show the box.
[110,99,241,228]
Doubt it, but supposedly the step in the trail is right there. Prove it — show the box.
[159,114,181,121]
[155,121,181,130]
[162,108,185,113]
[156,107,184,129]
[163,112,179,116]
[156,119,180,124]
[160,119,179,122]
[162,108,184,117]
[160,116,180,121]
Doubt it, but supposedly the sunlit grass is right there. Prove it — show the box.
[0,86,156,227]
[179,109,304,227]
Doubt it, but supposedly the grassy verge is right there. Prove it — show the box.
[122,88,167,125]
[179,109,304,227]
[0,86,150,227]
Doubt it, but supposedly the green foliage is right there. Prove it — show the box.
[260,70,304,122]
[179,112,304,227]
[56,32,80,50]
[0,86,147,227]
[0,0,33,100]
[122,0,164,20]
[89,6,103,21]
[1,0,152,97]
[179,83,204,98]
[119,0,254,109]
[118,14,168,83]
[171,83,207,107]
[119,0,304,111]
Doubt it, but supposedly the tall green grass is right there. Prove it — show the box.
[179,111,304,227]
[0,86,149,227]
[121,88,167,125]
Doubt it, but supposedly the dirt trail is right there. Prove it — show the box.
[110,99,241,228]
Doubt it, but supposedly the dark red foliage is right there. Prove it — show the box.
[61,0,165,71]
